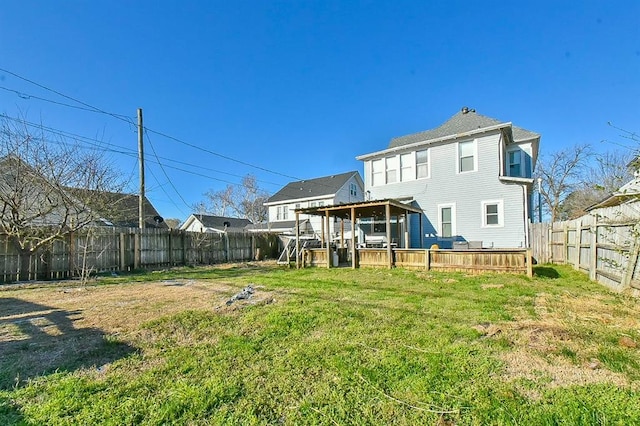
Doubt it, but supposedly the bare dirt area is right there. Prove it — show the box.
[480,292,640,394]
[0,274,277,388]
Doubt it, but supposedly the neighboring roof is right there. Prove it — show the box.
[70,189,168,228]
[184,214,252,231]
[388,108,540,149]
[586,177,640,210]
[266,171,362,204]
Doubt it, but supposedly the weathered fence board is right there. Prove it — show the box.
[530,219,640,293]
[0,228,280,283]
[303,247,532,276]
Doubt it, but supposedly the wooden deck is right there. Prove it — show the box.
[302,248,533,277]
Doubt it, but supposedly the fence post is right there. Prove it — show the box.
[425,249,430,271]
[589,225,597,281]
[134,230,140,270]
[526,249,533,277]
[574,219,582,270]
[119,233,126,271]
[621,224,640,289]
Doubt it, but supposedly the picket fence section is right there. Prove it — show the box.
[530,217,640,293]
[0,228,279,283]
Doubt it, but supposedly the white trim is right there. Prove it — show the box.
[437,203,456,238]
[481,199,504,228]
[356,122,512,161]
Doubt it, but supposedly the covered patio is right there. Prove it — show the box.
[294,199,424,269]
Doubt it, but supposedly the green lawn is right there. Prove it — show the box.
[1,264,639,425]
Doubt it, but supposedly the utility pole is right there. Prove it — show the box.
[138,108,145,229]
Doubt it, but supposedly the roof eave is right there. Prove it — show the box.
[356,122,512,161]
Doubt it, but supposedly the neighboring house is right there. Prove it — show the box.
[71,189,168,229]
[356,107,540,249]
[180,214,252,234]
[264,171,364,236]
[586,158,640,222]
[0,155,166,229]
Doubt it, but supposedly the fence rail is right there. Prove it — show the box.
[0,228,279,284]
[530,219,640,293]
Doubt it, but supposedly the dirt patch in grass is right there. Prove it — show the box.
[0,277,278,388]
[486,292,640,393]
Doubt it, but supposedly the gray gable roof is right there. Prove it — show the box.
[388,109,540,149]
[192,214,252,229]
[267,171,361,203]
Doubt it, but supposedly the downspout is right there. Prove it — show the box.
[522,184,530,248]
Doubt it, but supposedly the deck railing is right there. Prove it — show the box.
[302,247,533,277]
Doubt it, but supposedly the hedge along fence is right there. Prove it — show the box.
[530,215,640,293]
[0,227,280,283]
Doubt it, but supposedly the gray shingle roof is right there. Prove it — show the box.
[388,109,540,149]
[267,171,361,203]
[192,214,252,229]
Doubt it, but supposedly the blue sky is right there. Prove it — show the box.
[1,1,638,221]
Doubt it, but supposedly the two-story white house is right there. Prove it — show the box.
[264,171,364,237]
[356,107,540,249]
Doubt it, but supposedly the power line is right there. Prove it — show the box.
[144,130,191,212]
[0,67,133,124]
[144,127,301,181]
[0,85,135,118]
[0,68,345,192]
[1,113,283,187]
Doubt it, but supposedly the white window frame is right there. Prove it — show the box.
[400,152,414,182]
[283,205,288,220]
[416,149,429,179]
[276,206,282,221]
[371,159,384,186]
[437,203,456,238]
[457,140,477,173]
[481,199,504,228]
[385,156,398,184]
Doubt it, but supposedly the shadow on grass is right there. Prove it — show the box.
[533,266,560,279]
[0,298,137,390]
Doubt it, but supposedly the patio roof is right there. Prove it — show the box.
[294,199,423,220]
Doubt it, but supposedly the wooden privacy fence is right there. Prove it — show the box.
[302,247,533,276]
[530,219,640,292]
[0,228,279,283]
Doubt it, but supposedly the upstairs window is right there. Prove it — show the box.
[385,156,398,184]
[458,141,475,173]
[508,150,522,177]
[400,153,413,182]
[282,206,288,220]
[416,149,429,178]
[349,183,357,197]
[372,159,384,186]
[276,206,282,220]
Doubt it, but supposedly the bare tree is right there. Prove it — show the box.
[0,115,125,280]
[201,174,268,223]
[536,144,592,223]
[561,150,636,219]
